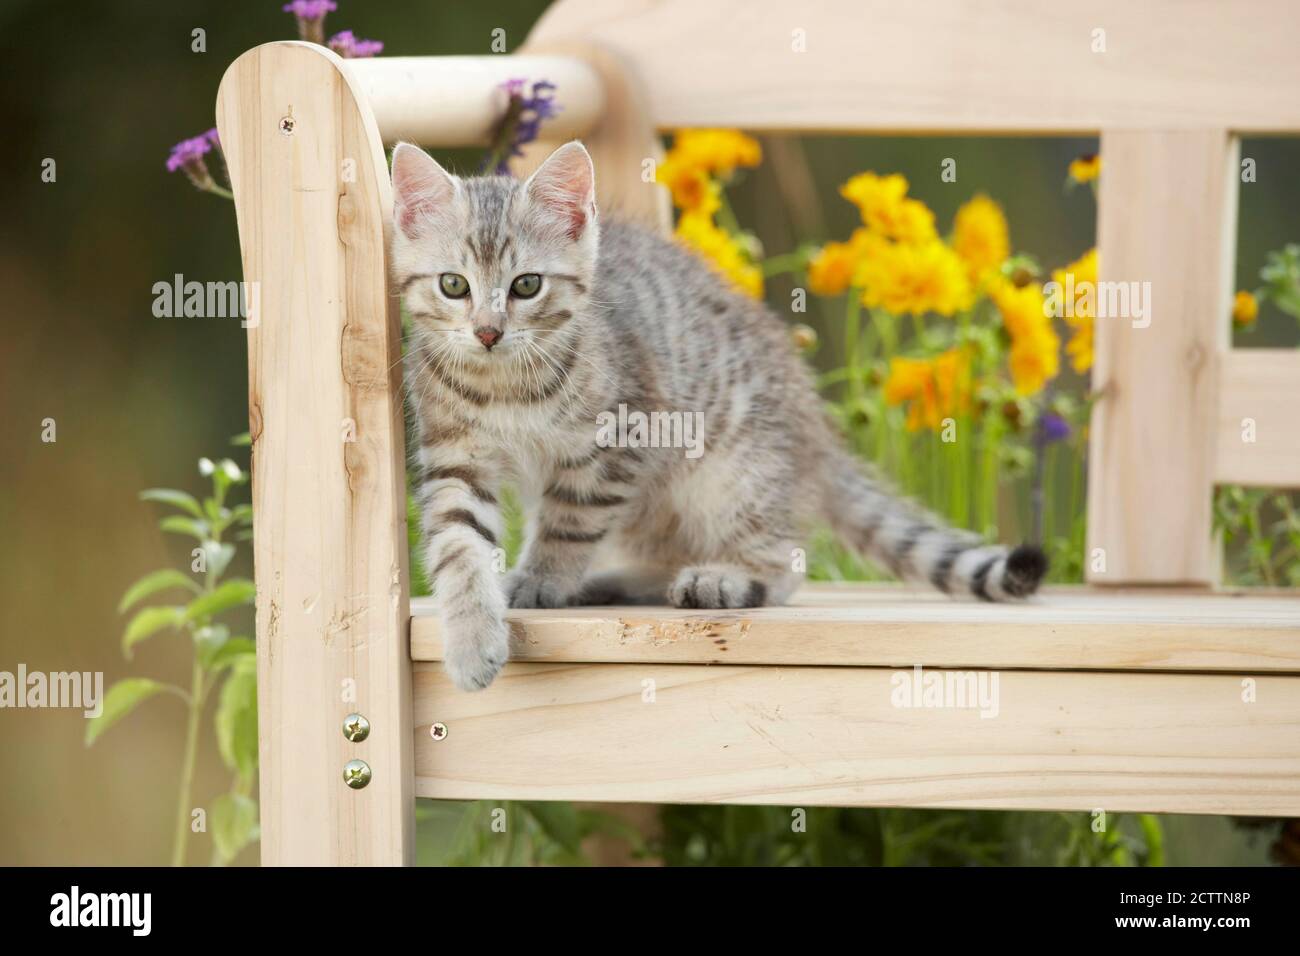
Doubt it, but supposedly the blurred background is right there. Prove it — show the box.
[1,0,1295,865]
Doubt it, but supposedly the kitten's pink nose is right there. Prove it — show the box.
[475,327,502,350]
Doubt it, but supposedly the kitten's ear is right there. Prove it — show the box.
[524,141,596,241]
[391,142,456,239]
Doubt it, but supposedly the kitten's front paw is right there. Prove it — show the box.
[669,566,768,609]
[442,611,510,691]
[505,569,577,608]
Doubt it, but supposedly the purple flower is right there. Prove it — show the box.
[283,0,337,44]
[328,30,384,58]
[484,78,560,175]
[1036,411,1071,446]
[165,132,213,173]
[166,128,231,197]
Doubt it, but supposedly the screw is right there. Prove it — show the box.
[279,115,295,136]
[342,713,370,743]
[342,759,372,789]
[429,722,448,741]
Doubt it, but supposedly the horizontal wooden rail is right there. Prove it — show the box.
[411,586,1300,815]
[1215,349,1300,487]
[344,55,604,146]
[412,663,1300,815]
[527,0,1300,134]
[411,586,1300,673]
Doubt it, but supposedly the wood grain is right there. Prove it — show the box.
[344,55,604,147]
[527,0,1300,133]
[410,585,1300,673]
[413,663,1300,815]
[1088,130,1237,585]
[1215,349,1300,487]
[217,41,413,866]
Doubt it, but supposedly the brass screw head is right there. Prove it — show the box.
[342,759,372,789]
[342,713,370,743]
[429,722,448,741]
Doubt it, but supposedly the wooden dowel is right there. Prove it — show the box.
[344,55,605,146]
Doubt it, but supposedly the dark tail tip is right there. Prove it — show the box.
[1003,544,1048,597]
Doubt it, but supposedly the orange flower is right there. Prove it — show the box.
[856,238,973,317]
[1232,290,1259,326]
[840,171,937,244]
[1068,154,1101,184]
[883,347,972,432]
[988,276,1060,395]
[952,195,1010,283]
[1049,249,1098,373]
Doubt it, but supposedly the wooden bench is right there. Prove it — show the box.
[215,0,1300,864]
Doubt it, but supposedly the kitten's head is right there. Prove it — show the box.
[389,141,597,360]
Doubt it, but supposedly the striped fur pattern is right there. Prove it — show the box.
[391,142,1046,690]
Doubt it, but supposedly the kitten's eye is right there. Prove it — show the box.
[510,273,542,299]
[439,273,470,299]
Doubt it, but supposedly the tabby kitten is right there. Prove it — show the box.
[391,141,1046,691]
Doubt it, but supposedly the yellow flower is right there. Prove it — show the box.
[666,129,762,177]
[805,229,887,297]
[1008,329,1061,396]
[988,276,1060,395]
[1068,153,1101,184]
[840,171,937,244]
[1232,290,1258,326]
[856,238,973,316]
[675,209,763,298]
[883,348,972,432]
[656,157,719,213]
[952,195,1010,282]
[807,240,858,297]
[1050,248,1098,373]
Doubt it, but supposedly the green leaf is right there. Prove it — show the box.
[140,488,204,519]
[199,541,237,580]
[522,801,582,855]
[122,606,184,658]
[183,579,255,624]
[230,432,251,447]
[210,792,260,864]
[118,569,201,614]
[85,678,170,745]
[194,624,230,665]
[206,637,256,672]
[216,657,259,786]
[160,515,210,540]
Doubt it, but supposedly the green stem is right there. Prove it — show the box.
[844,292,863,400]
[501,803,518,866]
[205,184,235,200]
[715,190,742,235]
[171,660,205,867]
[761,252,807,277]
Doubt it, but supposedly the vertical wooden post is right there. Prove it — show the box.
[1087,130,1238,585]
[217,41,414,865]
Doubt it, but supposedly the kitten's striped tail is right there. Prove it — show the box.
[823,450,1047,601]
